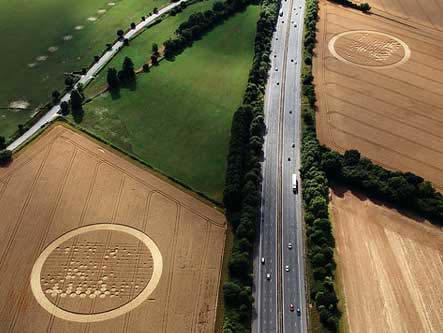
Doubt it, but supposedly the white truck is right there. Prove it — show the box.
[292,173,298,194]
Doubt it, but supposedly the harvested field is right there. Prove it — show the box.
[331,188,443,333]
[0,125,226,333]
[314,1,443,190]
[354,0,443,30]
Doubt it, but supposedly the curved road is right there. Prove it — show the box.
[253,0,306,332]
[7,0,187,151]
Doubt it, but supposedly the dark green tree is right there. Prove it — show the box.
[0,136,6,150]
[106,68,120,89]
[70,89,83,111]
[0,150,12,165]
[60,101,70,116]
[121,57,136,82]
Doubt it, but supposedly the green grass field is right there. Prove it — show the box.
[0,0,167,138]
[85,0,219,96]
[80,5,260,201]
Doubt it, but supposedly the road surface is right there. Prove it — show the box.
[7,0,187,151]
[253,0,306,332]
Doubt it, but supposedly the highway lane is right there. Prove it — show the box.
[253,0,306,332]
[7,0,188,151]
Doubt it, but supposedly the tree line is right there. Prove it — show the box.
[301,0,342,331]
[163,0,254,60]
[328,0,371,12]
[222,0,279,331]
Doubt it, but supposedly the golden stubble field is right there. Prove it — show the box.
[331,189,443,333]
[0,125,226,333]
[314,1,443,190]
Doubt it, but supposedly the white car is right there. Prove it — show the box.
[261,257,265,264]
[266,273,271,280]
[288,242,293,249]
[285,265,290,272]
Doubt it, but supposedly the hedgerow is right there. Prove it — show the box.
[222,0,280,331]
[301,0,341,331]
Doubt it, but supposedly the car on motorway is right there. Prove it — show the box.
[266,273,271,280]
[285,265,290,272]
[261,257,265,264]
[297,307,301,316]
[288,242,293,249]
[289,304,295,312]
[275,67,278,71]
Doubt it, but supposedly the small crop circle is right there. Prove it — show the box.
[30,224,162,322]
[328,30,410,69]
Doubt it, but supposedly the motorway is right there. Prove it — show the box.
[253,0,306,332]
[7,0,187,151]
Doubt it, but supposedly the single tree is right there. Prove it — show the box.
[360,3,371,12]
[64,77,74,89]
[107,68,120,89]
[0,150,12,166]
[121,56,136,81]
[51,90,61,103]
[70,89,83,111]
[60,101,70,116]
[153,7,158,14]
[152,43,159,55]
[0,136,6,150]
[117,29,125,38]
[130,22,136,29]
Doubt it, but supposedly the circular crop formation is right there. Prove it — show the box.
[30,224,162,322]
[328,30,411,69]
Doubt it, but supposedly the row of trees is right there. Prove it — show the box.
[222,0,279,331]
[106,57,136,90]
[328,0,371,12]
[321,149,443,225]
[163,0,253,59]
[301,0,341,331]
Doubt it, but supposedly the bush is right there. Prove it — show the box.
[0,150,12,166]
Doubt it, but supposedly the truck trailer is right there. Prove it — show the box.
[292,173,298,194]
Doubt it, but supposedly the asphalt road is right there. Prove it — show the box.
[253,0,306,332]
[7,0,187,151]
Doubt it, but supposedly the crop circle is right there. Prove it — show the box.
[328,30,410,69]
[30,224,162,322]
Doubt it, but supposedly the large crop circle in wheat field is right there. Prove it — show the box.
[30,224,163,322]
[328,30,411,69]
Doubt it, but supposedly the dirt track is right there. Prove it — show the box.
[314,1,443,190]
[331,189,443,333]
[0,125,226,332]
